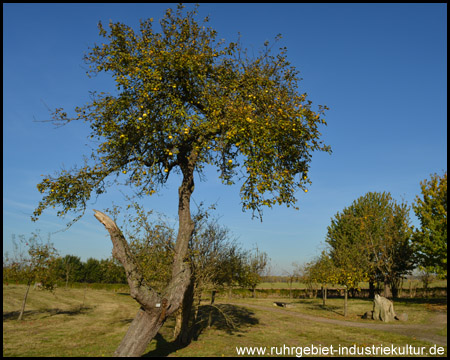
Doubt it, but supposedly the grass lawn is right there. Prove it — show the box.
[3,284,447,357]
[225,296,445,325]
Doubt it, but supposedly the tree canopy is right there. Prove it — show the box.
[325,192,415,296]
[32,4,330,225]
[412,171,447,278]
[31,5,331,355]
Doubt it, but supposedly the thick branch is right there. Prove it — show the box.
[93,210,160,308]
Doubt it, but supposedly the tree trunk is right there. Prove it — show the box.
[391,283,398,299]
[18,281,32,321]
[114,307,164,357]
[322,285,327,307]
[173,308,182,341]
[93,161,196,357]
[174,278,195,345]
[369,281,375,299]
[343,287,348,317]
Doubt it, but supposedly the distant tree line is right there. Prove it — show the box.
[3,252,127,286]
[54,255,127,285]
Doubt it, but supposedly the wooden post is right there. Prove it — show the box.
[322,285,327,307]
[344,286,348,317]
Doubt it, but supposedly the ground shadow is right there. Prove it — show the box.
[118,317,134,325]
[316,304,342,316]
[3,306,93,322]
[143,304,259,357]
[393,297,447,306]
[193,303,259,338]
[294,298,344,315]
[142,333,184,357]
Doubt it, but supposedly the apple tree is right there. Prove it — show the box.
[32,4,331,356]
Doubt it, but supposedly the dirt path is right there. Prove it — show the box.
[231,302,447,347]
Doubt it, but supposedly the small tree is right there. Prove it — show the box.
[283,262,301,299]
[33,4,330,355]
[241,247,269,298]
[4,233,59,320]
[295,262,317,298]
[306,252,335,306]
[412,171,447,279]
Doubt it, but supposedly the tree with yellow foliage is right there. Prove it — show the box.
[32,4,330,356]
[412,171,447,279]
[326,192,414,299]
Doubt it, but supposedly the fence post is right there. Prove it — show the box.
[344,286,348,317]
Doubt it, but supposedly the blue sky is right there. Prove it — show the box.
[3,3,447,274]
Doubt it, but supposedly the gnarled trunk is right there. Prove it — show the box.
[114,307,164,357]
[94,161,196,357]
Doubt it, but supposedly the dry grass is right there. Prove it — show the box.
[3,284,447,357]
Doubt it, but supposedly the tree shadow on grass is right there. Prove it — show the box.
[293,299,343,316]
[143,304,259,357]
[315,304,342,316]
[143,333,183,357]
[193,303,259,337]
[3,306,93,322]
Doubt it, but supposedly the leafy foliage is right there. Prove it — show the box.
[52,256,127,285]
[325,192,415,293]
[106,201,264,293]
[412,171,447,278]
[3,233,59,290]
[239,247,269,291]
[53,255,84,285]
[305,251,367,291]
[32,3,330,224]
